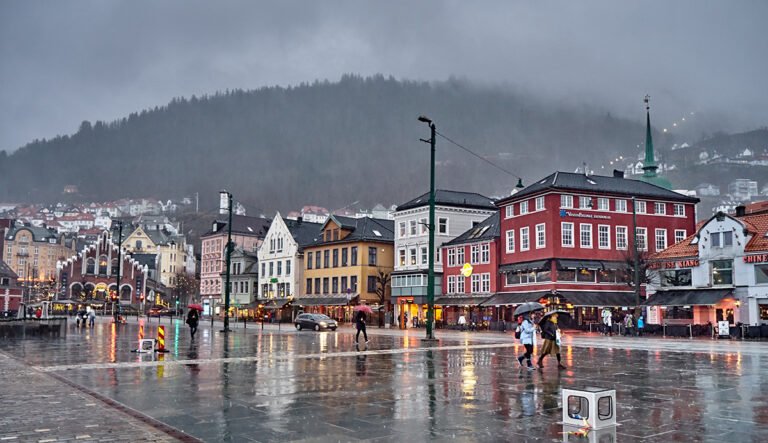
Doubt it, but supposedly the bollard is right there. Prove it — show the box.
[156,325,169,353]
[663,324,666,338]
[688,324,693,339]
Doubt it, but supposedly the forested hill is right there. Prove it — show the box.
[0,75,655,212]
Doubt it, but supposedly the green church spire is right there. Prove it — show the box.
[642,95,658,178]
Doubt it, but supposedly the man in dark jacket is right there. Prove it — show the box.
[355,310,368,344]
[186,308,200,339]
[537,314,566,370]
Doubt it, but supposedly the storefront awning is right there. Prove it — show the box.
[499,260,549,273]
[261,299,292,309]
[435,295,493,306]
[479,292,549,306]
[557,260,623,270]
[294,296,353,306]
[558,291,636,307]
[644,289,733,306]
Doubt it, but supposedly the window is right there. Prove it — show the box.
[520,201,529,215]
[712,260,733,285]
[269,262,274,276]
[286,260,291,275]
[480,244,490,263]
[456,247,465,264]
[616,226,628,250]
[471,245,480,264]
[367,276,377,293]
[405,248,414,265]
[341,276,348,291]
[597,198,609,211]
[351,247,358,266]
[307,252,313,269]
[312,278,321,295]
[674,204,685,216]
[341,248,348,266]
[262,262,266,275]
[438,218,448,234]
[481,273,490,292]
[535,196,545,211]
[615,199,627,212]
[535,224,545,249]
[306,279,313,294]
[505,205,514,218]
[506,230,515,253]
[315,251,321,269]
[654,202,666,215]
[655,229,667,251]
[577,268,596,283]
[723,231,733,247]
[447,248,456,267]
[399,222,406,238]
[420,218,428,234]
[86,258,95,274]
[456,275,465,293]
[447,275,456,294]
[561,194,573,208]
[421,247,428,264]
[409,220,417,236]
[675,230,687,243]
[333,249,339,267]
[399,249,407,266]
[332,277,339,293]
[661,269,692,287]
[598,225,610,249]
[561,223,574,248]
[755,264,768,284]
[320,250,328,268]
[579,196,592,209]
[520,227,530,251]
[471,274,481,293]
[277,261,282,276]
[368,247,377,266]
[580,224,592,248]
[636,200,646,214]
[350,276,358,292]
[269,238,275,253]
[636,227,647,251]
[321,277,329,294]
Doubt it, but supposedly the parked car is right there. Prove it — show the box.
[147,307,174,317]
[294,313,337,331]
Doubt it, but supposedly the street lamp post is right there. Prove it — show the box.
[632,196,641,313]
[418,115,438,341]
[115,220,123,322]
[221,190,234,333]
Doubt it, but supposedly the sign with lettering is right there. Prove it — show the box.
[559,209,611,220]
[60,272,68,297]
[648,259,700,270]
[744,254,768,264]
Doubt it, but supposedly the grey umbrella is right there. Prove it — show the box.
[513,302,545,316]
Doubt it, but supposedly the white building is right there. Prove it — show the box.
[647,206,768,326]
[391,190,497,327]
[728,179,759,202]
[256,213,321,318]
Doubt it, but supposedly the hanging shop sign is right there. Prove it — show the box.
[461,263,473,277]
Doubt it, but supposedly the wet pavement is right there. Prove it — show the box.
[1,318,767,442]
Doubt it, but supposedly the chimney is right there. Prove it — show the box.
[297,216,303,224]
[735,205,746,217]
[613,170,624,178]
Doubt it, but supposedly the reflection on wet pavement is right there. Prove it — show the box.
[2,319,767,442]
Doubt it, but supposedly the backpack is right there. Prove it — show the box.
[514,325,521,339]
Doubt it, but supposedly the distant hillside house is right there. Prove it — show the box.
[728,179,759,202]
[696,183,721,197]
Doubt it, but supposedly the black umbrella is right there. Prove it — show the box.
[539,310,570,323]
[513,302,545,316]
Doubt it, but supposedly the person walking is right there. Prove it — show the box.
[637,314,645,337]
[537,314,566,370]
[458,314,467,331]
[186,308,200,339]
[602,308,613,336]
[355,309,369,345]
[87,306,96,328]
[516,314,536,370]
[624,312,634,336]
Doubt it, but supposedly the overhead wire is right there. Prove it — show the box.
[434,130,523,181]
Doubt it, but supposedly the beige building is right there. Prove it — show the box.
[3,223,76,297]
[120,225,189,288]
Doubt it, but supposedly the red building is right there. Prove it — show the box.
[488,170,698,325]
[1,259,22,313]
[57,231,150,308]
[439,212,501,326]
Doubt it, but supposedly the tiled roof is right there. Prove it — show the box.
[5,225,58,242]
[284,219,323,248]
[743,213,768,252]
[396,190,497,212]
[443,212,500,246]
[496,171,699,205]
[131,253,157,270]
[200,215,271,238]
[745,201,768,215]
[651,233,699,259]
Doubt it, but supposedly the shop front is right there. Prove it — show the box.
[644,289,737,325]
[435,295,491,328]
[295,295,357,323]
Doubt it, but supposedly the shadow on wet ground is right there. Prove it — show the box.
[2,319,768,442]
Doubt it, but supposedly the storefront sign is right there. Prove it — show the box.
[744,254,768,264]
[559,209,611,220]
[648,259,700,270]
[461,263,473,277]
[95,282,107,292]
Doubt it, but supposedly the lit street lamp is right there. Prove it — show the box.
[418,115,438,341]
[220,190,234,333]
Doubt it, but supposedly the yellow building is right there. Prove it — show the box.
[3,223,76,299]
[299,215,394,321]
[121,225,189,288]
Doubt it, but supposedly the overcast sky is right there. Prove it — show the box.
[2,0,767,153]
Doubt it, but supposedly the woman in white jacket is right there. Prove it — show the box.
[516,315,536,370]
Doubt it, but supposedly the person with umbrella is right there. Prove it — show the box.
[354,304,372,347]
[515,302,543,370]
[537,312,567,370]
[187,303,202,339]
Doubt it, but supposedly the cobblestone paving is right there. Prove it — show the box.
[0,350,190,442]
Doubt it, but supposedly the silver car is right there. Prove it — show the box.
[294,313,338,331]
